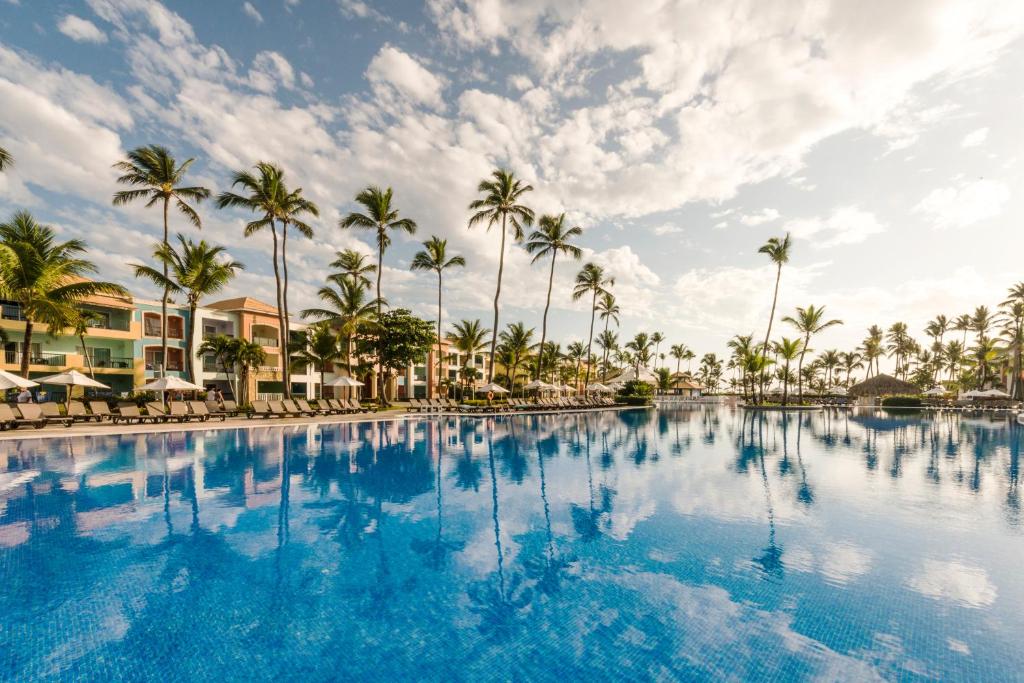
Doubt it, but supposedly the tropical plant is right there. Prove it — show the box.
[72,310,103,378]
[757,233,791,400]
[772,338,802,404]
[329,248,377,290]
[861,325,884,377]
[290,322,342,399]
[197,334,237,399]
[838,351,863,388]
[818,349,841,388]
[0,146,12,171]
[525,213,582,379]
[596,330,618,376]
[228,338,266,406]
[0,211,129,377]
[446,319,491,399]
[301,276,381,378]
[625,333,654,373]
[782,305,842,403]
[468,169,534,381]
[497,322,534,394]
[130,235,243,383]
[113,145,210,376]
[411,236,465,398]
[650,332,664,371]
[572,263,613,389]
[565,341,586,387]
[373,309,436,404]
[595,292,620,370]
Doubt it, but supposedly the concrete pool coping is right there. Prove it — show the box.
[0,404,651,442]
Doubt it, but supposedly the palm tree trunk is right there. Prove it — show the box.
[583,291,597,390]
[489,215,508,383]
[601,316,611,373]
[186,302,197,385]
[536,253,556,380]
[375,232,385,402]
[161,197,170,378]
[79,332,95,379]
[759,263,782,405]
[19,318,32,378]
[436,273,443,399]
[280,223,292,399]
[782,361,790,405]
[797,335,810,403]
[268,221,286,399]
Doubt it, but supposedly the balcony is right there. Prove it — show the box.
[92,357,134,370]
[3,351,67,367]
[252,336,279,348]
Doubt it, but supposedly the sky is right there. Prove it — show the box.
[0,0,1022,368]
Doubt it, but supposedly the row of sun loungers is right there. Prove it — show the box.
[246,398,376,419]
[406,396,618,414]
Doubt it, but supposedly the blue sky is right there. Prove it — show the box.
[0,0,1022,366]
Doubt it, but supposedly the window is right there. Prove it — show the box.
[143,312,161,337]
[145,347,184,371]
[167,316,185,339]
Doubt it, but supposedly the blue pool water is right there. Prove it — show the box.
[1,406,1022,682]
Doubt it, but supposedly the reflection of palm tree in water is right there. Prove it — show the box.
[571,423,611,540]
[794,413,814,506]
[1007,431,1020,525]
[468,428,532,637]
[412,422,464,568]
[750,413,783,578]
[525,435,577,596]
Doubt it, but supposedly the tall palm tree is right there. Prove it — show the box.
[301,277,381,378]
[0,211,128,377]
[952,314,973,347]
[774,338,802,405]
[340,185,416,398]
[330,248,377,290]
[497,322,534,394]
[289,323,342,398]
[782,305,843,403]
[818,349,841,388]
[650,332,665,371]
[468,169,535,381]
[597,330,618,376]
[839,351,863,387]
[595,292,620,371]
[861,325,884,377]
[227,338,266,406]
[130,235,244,384]
[411,236,465,398]
[113,145,210,376]
[572,263,613,389]
[274,182,319,394]
[669,343,688,376]
[757,233,792,401]
[217,162,290,385]
[72,310,103,378]
[566,341,586,387]
[525,213,582,379]
[446,319,490,399]
[625,333,654,373]
[945,340,965,381]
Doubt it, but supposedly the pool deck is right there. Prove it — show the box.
[0,404,649,442]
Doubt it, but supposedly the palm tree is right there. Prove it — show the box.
[566,341,586,387]
[525,213,582,379]
[945,340,965,381]
[228,338,266,406]
[572,263,613,389]
[885,322,911,379]
[595,292,620,371]
[446,319,491,399]
[774,338,802,405]
[217,162,290,388]
[197,334,237,399]
[130,235,243,383]
[0,146,12,171]
[596,330,618,376]
[650,332,665,371]
[669,343,688,376]
[411,236,465,398]
[274,181,319,394]
[757,233,792,401]
[113,145,210,376]
[330,248,377,290]
[625,333,654,373]
[861,325,884,377]
[497,322,534,394]
[0,211,128,377]
[727,334,755,400]
[301,277,380,378]
[290,323,342,398]
[782,305,843,403]
[839,351,863,387]
[819,349,841,388]
[468,169,535,381]
[72,310,103,378]
[952,313,973,347]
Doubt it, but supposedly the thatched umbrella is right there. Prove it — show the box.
[847,373,918,398]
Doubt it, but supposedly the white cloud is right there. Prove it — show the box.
[248,51,296,92]
[913,178,1009,229]
[507,74,533,92]
[907,559,997,608]
[960,126,989,147]
[652,224,683,236]
[242,2,263,23]
[739,208,780,226]
[784,207,885,248]
[57,14,108,43]
[365,45,445,109]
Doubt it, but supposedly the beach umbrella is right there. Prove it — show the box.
[137,376,206,392]
[475,382,509,394]
[558,384,576,394]
[827,386,847,396]
[961,389,985,398]
[325,374,364,399]
[0,369,38,390]
[847,373,918,398]
[35,369,110,389]
[980,388,1010,398]
[923,386,947,396]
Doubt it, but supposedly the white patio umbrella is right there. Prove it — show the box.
[35,369,110,389]
[981,388,1010,398]
[610,367,658,384]
[475,382,509,394]
[827,386,847,396]
[524,379,557,392]
[923,386,947,396]
[0,369,38,390]
[961,389,985,398]
[325,374,363,399]
[558,384,576,394]
[137,376,206,392]
[585,383,609,393]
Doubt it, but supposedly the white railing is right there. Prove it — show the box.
[257,392,283,401]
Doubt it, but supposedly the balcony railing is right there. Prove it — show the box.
[252,336,279,348]
[3,351,67,367]
[145,361,184,372]
[92,357,133,369]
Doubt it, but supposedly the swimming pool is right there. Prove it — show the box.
[1,407,1021,681]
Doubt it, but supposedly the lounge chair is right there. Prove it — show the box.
[349,399,374,413]
[407,398,422,412]
[269,400,301,417]
[312,399,338,414]
[0,403,45,429]
[40,402,68,421]
[325,398,348,414]
[168,401,199,422]
[89,401,115,421]
[114,404,165,424]
[248,400,273,418]
[19,403,72,428]
[297,399,329,416]
[190,401,226,421]
[146,402,177,422]
[67,400,103,422]
[283,399,314,416]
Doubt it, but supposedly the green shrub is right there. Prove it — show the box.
[881,395,923,407]
[616,380,654,405]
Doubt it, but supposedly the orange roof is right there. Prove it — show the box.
[67,276,134,309]
[207,297,279,315]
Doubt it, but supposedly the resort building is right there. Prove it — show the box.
[1,287,141,395]
[134,298,190,383]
